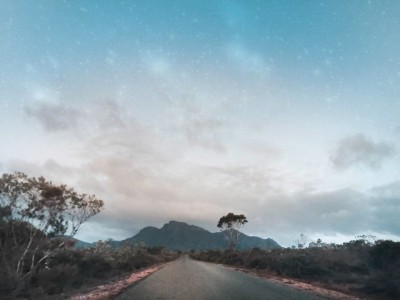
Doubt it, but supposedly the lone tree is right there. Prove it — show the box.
[0,172,104,287]
[217,212,248,250]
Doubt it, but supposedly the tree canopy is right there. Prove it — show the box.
[217,212,248,250]
[0,172,104,282]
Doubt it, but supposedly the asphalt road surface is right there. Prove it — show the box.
[115,255,328,300]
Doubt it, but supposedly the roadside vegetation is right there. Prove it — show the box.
[29,241,178,299]
[0,172,179,299]
[2,238,179,299]
[190,237,400,299]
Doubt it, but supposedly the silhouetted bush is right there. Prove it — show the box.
[248,256,269,269]
[79,253,112,278]
[369,240,400,269]
[191,240,400,299]
[32,263,80,295]
[363,241,400,299]
[0,240,180,299]
[147,246,165,255]
[0,270,21,298]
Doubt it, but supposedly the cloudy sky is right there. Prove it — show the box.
[1,1,400,247]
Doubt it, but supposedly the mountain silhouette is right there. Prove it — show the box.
[119,220,281,250]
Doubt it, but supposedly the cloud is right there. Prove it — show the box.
[95,100,127,131]
[25,101,81,132]
[244,183,400,245]
[7,100,400,246]
[168,98,227,152]
[369,181,400,235]
[331,134,396,170]
[4,154,400,246]
[228,188,366,245]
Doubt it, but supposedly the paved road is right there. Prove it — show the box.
[115,256,327,300]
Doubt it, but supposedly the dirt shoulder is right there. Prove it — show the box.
[227,266,361,300]
[70,263,168,300]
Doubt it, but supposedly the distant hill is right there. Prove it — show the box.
[63,236,93,249]
[73,238,93,249]
[119,220,281,250]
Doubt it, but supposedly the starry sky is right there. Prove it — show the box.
[1,1,400,247]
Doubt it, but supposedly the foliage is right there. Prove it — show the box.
[0,237,179,298]
[217,212,248,250]
[365,240,400,298]
[0,172,180,299]
[0,172,104,297]
[191,239,400,299]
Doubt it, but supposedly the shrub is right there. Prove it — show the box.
[31,263,80,295]
[191,240,400,299]
[78,253,112,278]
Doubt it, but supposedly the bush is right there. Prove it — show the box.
[191,240,400,299]
[31,263,80,295]
[369,241,400,270]
[147,246,165,255]
[364,241,400,299]
[78,253,112,278]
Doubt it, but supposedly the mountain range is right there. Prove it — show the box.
[77,220,281,250]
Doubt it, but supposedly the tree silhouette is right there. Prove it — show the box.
[217,212,248,250]
[0,172,104,289]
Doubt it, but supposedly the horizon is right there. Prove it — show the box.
[1,1,400,248]
[75,219,284,247]
[76,218,392,248]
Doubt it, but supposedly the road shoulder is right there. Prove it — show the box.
[70,263,169,300]
[224,264,360,300]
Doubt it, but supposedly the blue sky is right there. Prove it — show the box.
[1,1,400,246]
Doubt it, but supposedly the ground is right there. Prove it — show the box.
[71,259,360,300]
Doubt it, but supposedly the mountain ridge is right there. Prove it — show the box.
[75,220,281,250]
[119,220,281,250]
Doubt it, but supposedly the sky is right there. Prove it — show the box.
[1,1,400,247]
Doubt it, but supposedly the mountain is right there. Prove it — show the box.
[119,220,281,250]
[73,238,93,249]
[63,236,94,249]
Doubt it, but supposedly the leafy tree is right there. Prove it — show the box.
[217,212,248,250]
[0,172,104,294]
[308,238,328,248]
